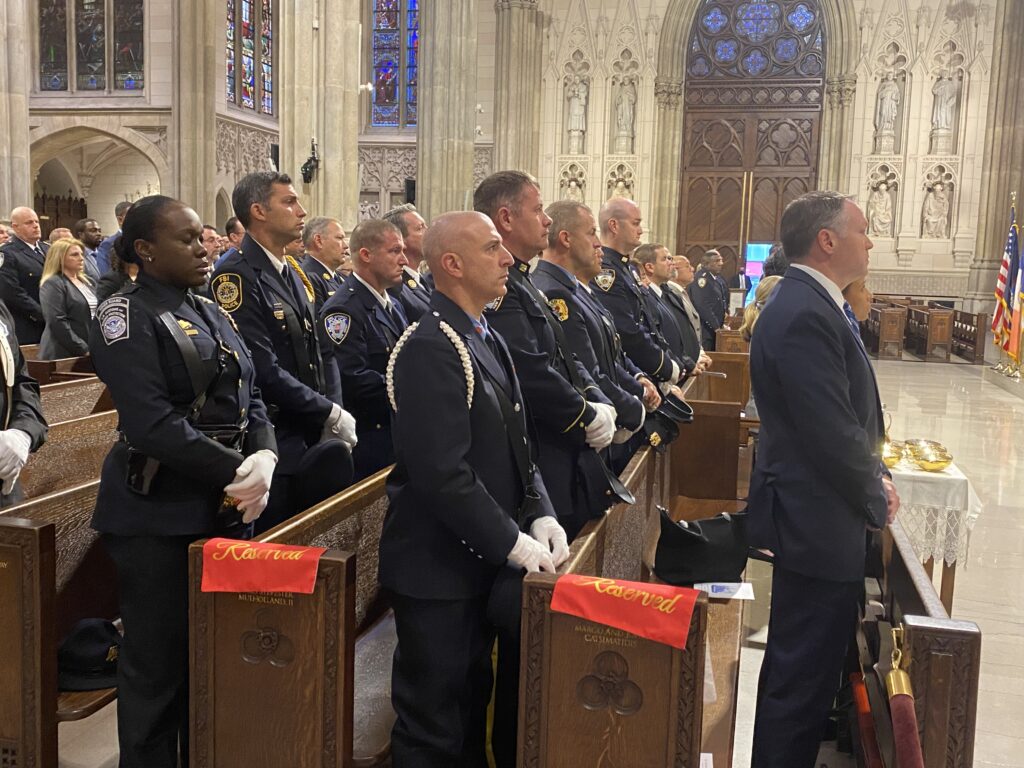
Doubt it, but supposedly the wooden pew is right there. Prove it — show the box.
[716,327,749,353]
[20,411,118,499]
[39,378,111,423]
[27,356,94,385]
[20,344,40,361]
[905,305,953,362]
[857,520,981,767]
[0,480,116,767]
[951,309,988,364]
[865,303,907,360]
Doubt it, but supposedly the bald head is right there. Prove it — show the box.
[424,211,513,316]
[423,212,491,273]
[598,198,643,255]
[9,207,42,245]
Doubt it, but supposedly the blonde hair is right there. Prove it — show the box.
[41,238,92,286]
[739,275,783,341]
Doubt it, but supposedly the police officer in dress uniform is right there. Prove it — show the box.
[383,203,432,322]
[689,249,729,351]
[0,300,47,506]
[89,196,278,768]
[319,219,409,480]
[212,172,356,533]
[382,211,569,768]
[298,216,348,311]
[533,201,663,475]
[0,207,50,343]
[474,171,618,541]
[592,198,687,391]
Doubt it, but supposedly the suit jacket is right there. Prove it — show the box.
[380,291,555,599]
[532,260,644,431]
[660,283,703,363]
[728,273,749,291]
[747,267,888,582]
[0,238,48,343]
[38,274,94,359]
[0,301,47,447]
[591,247,681,382]
[643,285,695,374]
[212,234,340,473]
[82,248,102,283]
[95,232,118,275]
[688,267,729,348]
[319,273,407,433]
[298,254,342,312]
[388,267,432,322]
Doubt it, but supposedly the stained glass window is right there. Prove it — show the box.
[226,0,273,114]
[370,0,419,129]
[688,0,824,79]
[39,0,144,94]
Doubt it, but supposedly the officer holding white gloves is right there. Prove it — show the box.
[88,196,278,768]
[0,301,48,506]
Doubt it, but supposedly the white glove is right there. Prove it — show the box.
[1,471,20,496]
[0,429,31,484]
[530,516,570,568]
[584,402,616,450]
[241,492,270,524]
[506,531,557,574]
[658,380,674,396]
[224,449,278,507]
[322,404,358,450]
[670,359,682,384]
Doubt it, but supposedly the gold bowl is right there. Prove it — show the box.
[905,439,947,456]
[882,441,905,468]
[913,455,953,472]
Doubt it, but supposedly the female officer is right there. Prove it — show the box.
[89,195,278,768]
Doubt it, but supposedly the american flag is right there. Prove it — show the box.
[992,206,1019,351]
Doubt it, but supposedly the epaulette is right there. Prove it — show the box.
[386,319,474,412]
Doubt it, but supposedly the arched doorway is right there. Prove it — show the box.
[676,1,827,278]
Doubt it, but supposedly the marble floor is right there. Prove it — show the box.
[58,359,1024,768]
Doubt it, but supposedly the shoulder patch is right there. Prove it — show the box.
[98,297,130,345]
[697,277,707,288]
[548,298,569,322]
[484,295,504,312]
[212,273,243,312]
[595,269,616,292]
[323,312,351,345]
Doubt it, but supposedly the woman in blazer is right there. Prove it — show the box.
[38,237,97,359]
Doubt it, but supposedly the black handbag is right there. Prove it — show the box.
[653,505,749,586]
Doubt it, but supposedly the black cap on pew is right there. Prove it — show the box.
[292,438,355,511]
[642,411,679,452]
[58,619,120,691]
[653,506,749,586]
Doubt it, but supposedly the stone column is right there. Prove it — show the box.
[819,74,856,193]
[0,0,32,215]
[416,0,477,220]
[493,0,542,175]
[279,0,360,223]
[967,0,1024,311]
[175,0,218,220]
[648,78,684,247]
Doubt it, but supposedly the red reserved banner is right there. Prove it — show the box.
[550,574,699,650]
[201,538,327,594]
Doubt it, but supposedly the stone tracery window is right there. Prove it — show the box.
[687,0,824,80]
[370,0,418,129]
[39,0,144,92]
[226,0,274,114]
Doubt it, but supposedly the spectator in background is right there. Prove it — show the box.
[38,238,97,359]
[95,201,132,275]
[222,215,245,260]
[72,218,104,282]
[0,206,49,343]
[201,225,222,262]
[299,217,348,311]
[383,204,431,321]
[0,223,9,247]
[48,227,73,243]
[95,244,139,303]
[739,275,784,343]
[843,277,873,324]
[762,243,789,278]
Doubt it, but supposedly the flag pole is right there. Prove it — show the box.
[994,192,1018,371]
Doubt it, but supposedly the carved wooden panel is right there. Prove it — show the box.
[688,119,745,168]
[517,575,707,768]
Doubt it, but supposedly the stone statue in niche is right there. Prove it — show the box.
[566,76,589,154]
[922,182,950,238]
[867,182,894,237]
[613,76,637,154]
[873,73,900,154]
[358,200,380,221]
[930,74,959,153]
[564,179,583,202]
[610,180,629,199]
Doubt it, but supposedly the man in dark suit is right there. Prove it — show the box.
[729,264,749,292]
[299,216,347,311]
[665,255,709,368]
[475,171,618,538]
[688,248,729,351]
[383,203,432,322]
[593,198,685,389]
[633,244,703,378]
[382,211,567,768]
[748,192,900,768]
[319,218,408,480]
[0,206,50,343]
[95,200,132,275]
[72,217,104,282]
[213,171,355,532]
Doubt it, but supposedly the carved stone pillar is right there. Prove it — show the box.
[175,0,218,220]
[967,0,1024,310]
[493,0,542,175]
[649,78,684,247]
[819,74,856,192]
[416,0,476,220]
[0,0,32,215]
[278,0,359,223]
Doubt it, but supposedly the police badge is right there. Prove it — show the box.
[323,313,351,344]
[594,269,616,291]
[212,273,243,312]
[697,277,707,288]
[548,298,569,322]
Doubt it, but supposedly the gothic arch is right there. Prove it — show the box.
[648,0,858,242]
[29,119,171,192]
